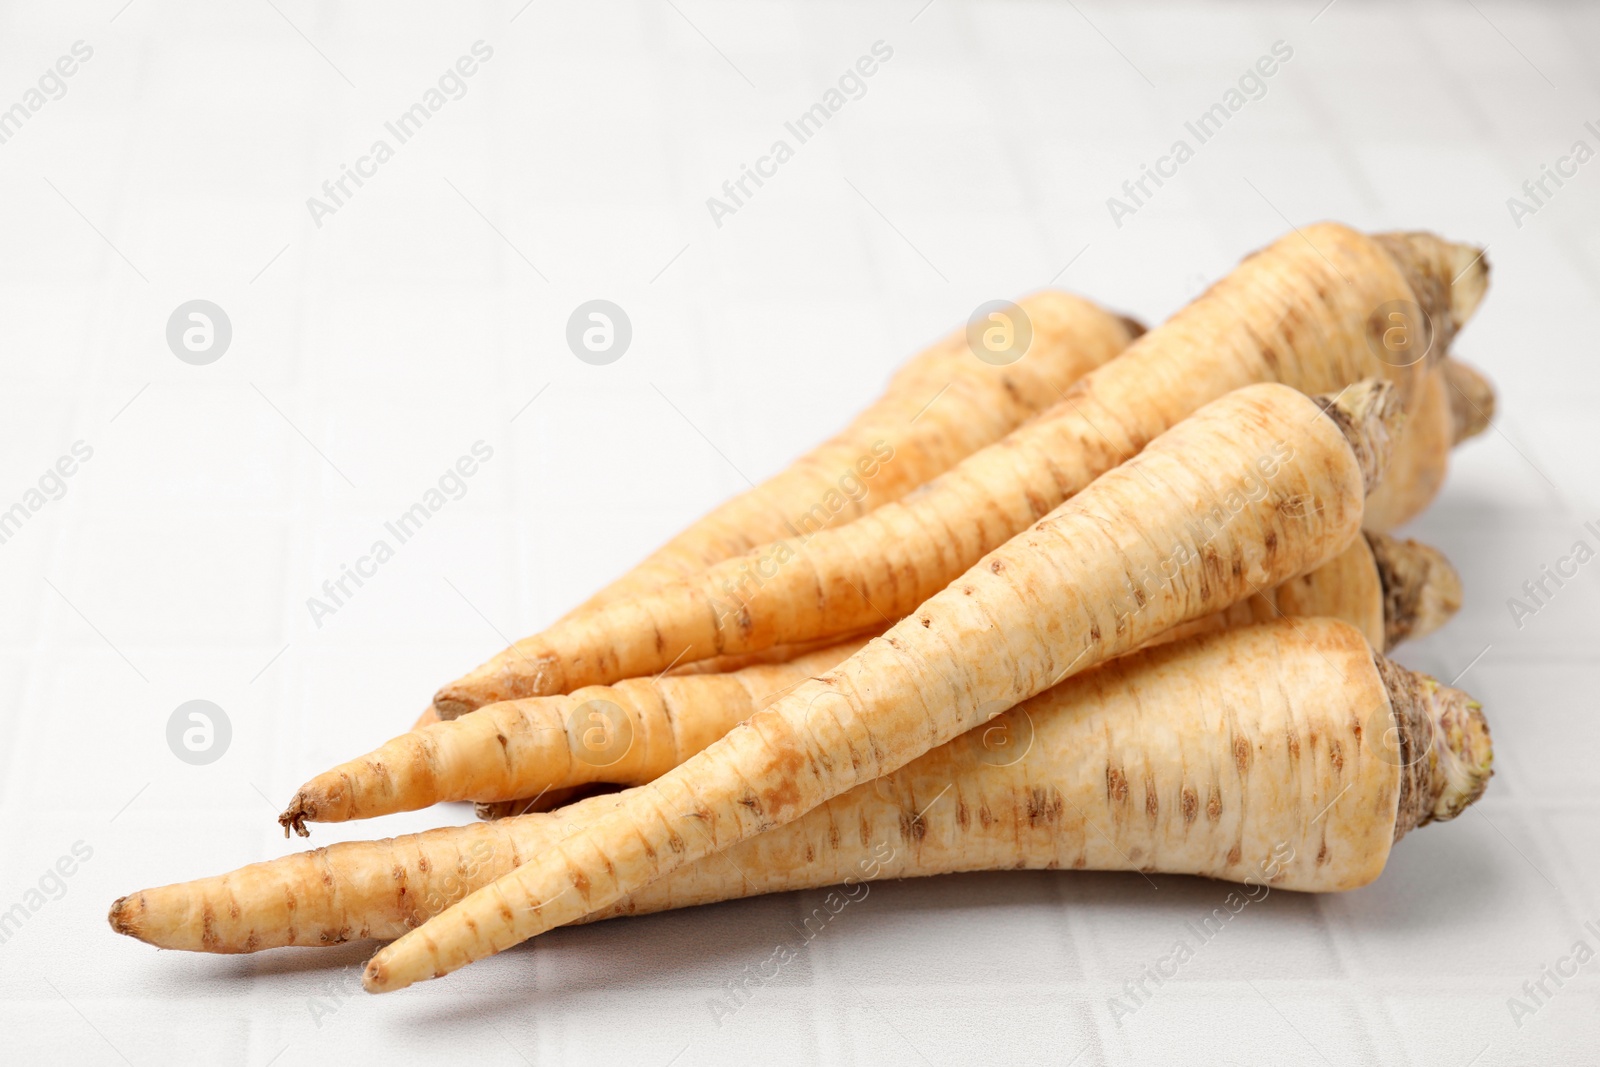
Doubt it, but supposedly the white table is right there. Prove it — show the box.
[0,1,1595,1063]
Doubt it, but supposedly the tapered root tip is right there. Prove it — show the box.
[278,798,313,838]
[436,649,565,717]
[107,895,143,940]
[432,697,474,721]
[1366,532,1463,650]
[475,800,512,822]
[1317,379,1405,495]
[1442,359,1495,444]
[477,785,604,821]
[108,892,179,951]
[362,958,405,994]
[1377,655,1493,842]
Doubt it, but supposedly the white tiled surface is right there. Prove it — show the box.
[1,1,1597,1064]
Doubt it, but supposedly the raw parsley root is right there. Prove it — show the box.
[280,530,1457,834]
[432,226,1483,717]
[111,618,1491,953]
[358,378,1404,991]
[1363,357,1494,531]
[279,638,872,834]
[1154,530,1458,655]
[469,531,1456,826]
[406,294,1137,731]
[564,291,1140,614]
[1443,357,1495,442]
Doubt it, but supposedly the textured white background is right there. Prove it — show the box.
[0,0,1596,1064]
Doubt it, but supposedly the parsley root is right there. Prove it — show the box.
[432,226,1483,717]
[1363,357,1494,531]
[406,294,1137,731]
[280,530,1456,834]
[358,378,1404,991]
[111,619,1491,954]
[566,291,1140,615]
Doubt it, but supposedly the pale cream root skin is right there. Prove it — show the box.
[1260,529,1463,655]
[481,533,1460,827]
[415,631,877,729]
[1357,354,1496,533]
[362,381,1387,992]
[1442,358,1495,443]
[406,357,1488,738]
[110,820,537,953]
[289,526,1464,835]
[435,225,1474,714]
[1363,367,1452,532]
[590,621,1489,916]
[663,629,883,677]
[636,220,1497,631]
[473,531,1465,825]
[564,291,1141,616]
[593,618,1402,915]
[1153,533,1386,653]
[280,639,871,834]
[420,296,1138,725]
[110,619,1492,955]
